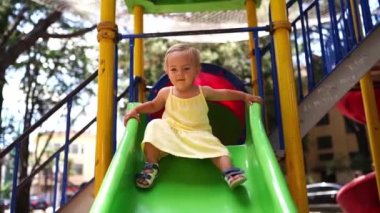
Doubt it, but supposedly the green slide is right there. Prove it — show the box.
[90,103,296,212]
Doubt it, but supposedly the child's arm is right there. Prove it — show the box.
[123,87,169,125]
[202,86,263,105]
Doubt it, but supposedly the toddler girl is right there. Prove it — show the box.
[124,43,262,189]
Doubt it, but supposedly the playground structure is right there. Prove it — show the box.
[1,0,380,212]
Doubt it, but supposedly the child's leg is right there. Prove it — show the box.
[211,155,233,171]
[144,142,161,163]
[136,142,161,188]
[212,156,246,188]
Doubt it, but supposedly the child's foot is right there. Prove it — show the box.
[223,168,247,189]
[135,162,159,188]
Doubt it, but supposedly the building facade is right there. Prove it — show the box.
[305,106,367,184]
[30,131,95,201]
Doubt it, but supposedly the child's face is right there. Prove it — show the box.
[165,51,200,91]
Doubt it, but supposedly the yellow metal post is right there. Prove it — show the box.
[270,0,308,212]
[245,0,258,95]
[134,6,145,102]
[94,0,117,195]
[349,0,380,199]
[348,0,362,41]
[360,75,380,198]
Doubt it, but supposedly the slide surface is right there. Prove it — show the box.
[90,104,296,212]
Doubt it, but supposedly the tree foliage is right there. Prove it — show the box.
[0,1,97,212]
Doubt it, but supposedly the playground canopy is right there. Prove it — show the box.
[30,0,272,42]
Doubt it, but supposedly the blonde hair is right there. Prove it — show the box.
[164,43,201,70]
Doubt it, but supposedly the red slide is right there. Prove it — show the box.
[336,88,380,124]
[337,172,380,212]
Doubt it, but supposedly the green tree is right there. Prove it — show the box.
[0,0,96,136]
[0,1,96,212]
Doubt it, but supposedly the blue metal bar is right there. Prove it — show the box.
[290,2,316,26]
[360,0,374,33]
[270,38,285,150]
[60,99,72,206]
[297,0,313,92]
[129,38,135,102]
[10,144,20,213]
[345,0,357,49]
[113,44,118,154]
[303,1,317,14]
[292,23,304,101]
[121,26,270,40]
[339,0,351,54]
[268,13,284,149]
[53,154,60,213]
[305,11,316,89]
[286,0,298,8]
[253,31,266,124]
[253,31,264,98]
[315,0,328,76]
[328,0,343,62]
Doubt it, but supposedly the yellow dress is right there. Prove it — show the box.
[142,86,229,159]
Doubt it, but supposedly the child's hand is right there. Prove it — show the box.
[123,109,140,126]
[245,94,263,105]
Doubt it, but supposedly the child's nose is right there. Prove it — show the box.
[177,70,185,76]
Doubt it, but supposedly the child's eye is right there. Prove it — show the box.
[183,67,190,71]
[170,68,177,72]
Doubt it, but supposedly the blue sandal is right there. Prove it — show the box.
[223,168,247,189]
[135,162,159,189]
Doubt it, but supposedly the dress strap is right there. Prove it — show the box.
[198,86,203,95]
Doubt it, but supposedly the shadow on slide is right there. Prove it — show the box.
[90,103,296,212]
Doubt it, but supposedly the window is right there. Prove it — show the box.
[70,144,78,154]
[344,117,355,133]
[349,152,358,160]
[317,114,329,126]
[71,164,83,175]
[319,153,334,161]
[317,136,332,149]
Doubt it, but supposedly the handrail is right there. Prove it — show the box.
[15,86,129,190]
[121,26,270,39]
[0,70,98,159]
